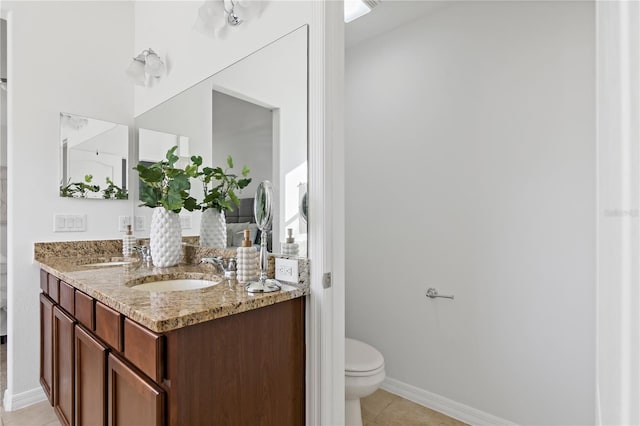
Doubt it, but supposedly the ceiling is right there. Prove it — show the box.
[345,0,450,48]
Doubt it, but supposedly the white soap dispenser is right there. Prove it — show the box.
[281,228,299,256]
[122,225,135,257]
[236,229,259,283]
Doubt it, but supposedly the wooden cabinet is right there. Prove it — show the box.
[39,294,54,404]
[75,325,107,426]
[107,354,164,426]
[40,269,304,426]
[53,306,75,426]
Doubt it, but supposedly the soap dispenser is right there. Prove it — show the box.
[281,228,299,256]
[236,229,259,283]
[122,225,135,257]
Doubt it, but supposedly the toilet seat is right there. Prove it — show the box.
[346,338,384,376]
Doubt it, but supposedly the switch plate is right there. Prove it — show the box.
[135,216,145,231]
[54,214,86,232]
[180,214,192,229]
[118,216,131,232]
[275,258,298,283]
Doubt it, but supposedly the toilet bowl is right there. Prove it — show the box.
[345,338,385,426]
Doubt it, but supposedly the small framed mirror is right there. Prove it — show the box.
[59,113,129,199]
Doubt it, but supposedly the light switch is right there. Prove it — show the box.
[54,214,86,232]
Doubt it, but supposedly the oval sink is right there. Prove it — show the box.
[132,279,219,292]
[84,261,134,267]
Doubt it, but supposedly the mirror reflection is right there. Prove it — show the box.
[59,113,129,199]
[135,26,308,256]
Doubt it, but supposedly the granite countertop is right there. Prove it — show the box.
[36,252,309,333]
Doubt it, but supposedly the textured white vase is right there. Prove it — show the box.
[200,209,227,248]
[150,208,182,267]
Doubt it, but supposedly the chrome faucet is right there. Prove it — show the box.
[133,246,152,266]
[201,256,236,279]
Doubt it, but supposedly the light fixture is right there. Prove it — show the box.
[60,114,88,131]
[126,48,166,87]
[344,0,379,23]
[224,0,242,26]
[194,0,246,38]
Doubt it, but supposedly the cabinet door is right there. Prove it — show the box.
[39,294,54,404]
[107,354,164,426]
[75,325,107,426]
[53,306,75,426]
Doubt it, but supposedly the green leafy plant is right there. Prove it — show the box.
[134,146,198,213]
[186,155,251,213]
[59,174,100,198]
[102,177,128,200]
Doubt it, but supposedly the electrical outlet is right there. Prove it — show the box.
[54,214,86,232]
[275,258,298,283]
[118,216,131,232]
[180,214,192,229]
[135,216,145,231]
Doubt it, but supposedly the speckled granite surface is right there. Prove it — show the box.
[35,241,310,333]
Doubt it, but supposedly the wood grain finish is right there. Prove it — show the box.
[95,301,123,352]
[53,306,75,426]
[75,324,107,426]
[108,354,164,426]
[39,294,54,404]
[164,297,305,426]
[75,290,95,330]
[59,281,75,316]
[48,274,60,304]
[124,318,164,383]
[40,270,48,294]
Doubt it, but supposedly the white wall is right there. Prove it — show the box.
[345,2,595,425]
[2,1,134,405]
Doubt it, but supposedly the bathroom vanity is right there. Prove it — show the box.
[36,244,308,426]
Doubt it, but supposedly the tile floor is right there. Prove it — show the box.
[0,384,464,426]
[362,389,467,426]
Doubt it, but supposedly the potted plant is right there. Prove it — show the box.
[187,155,251,248]
[135,146,198,267]
[102,177,128,200]
[59,174,100,198]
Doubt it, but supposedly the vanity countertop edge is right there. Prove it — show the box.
[36,255,309,333]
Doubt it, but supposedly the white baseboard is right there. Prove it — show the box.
[2,386,47,412]
[382,377,517,426]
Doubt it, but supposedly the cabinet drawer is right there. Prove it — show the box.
[124,319,164,383]
[74,291,94,331]
[40,270,48,294]
[95,302,123,352]
[48,275,60,304]
[59,282,75,316]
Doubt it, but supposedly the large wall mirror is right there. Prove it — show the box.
[59,113,129,199]
[135,25,308,256]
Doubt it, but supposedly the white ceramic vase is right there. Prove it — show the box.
[200,209,227,248]
[150,208,182,267]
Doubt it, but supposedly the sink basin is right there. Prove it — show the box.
[131,279,219,292]
[83,261,134,267]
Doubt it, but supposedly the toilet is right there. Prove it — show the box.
[345,338,385,426]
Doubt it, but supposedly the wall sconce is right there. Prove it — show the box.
[60,113,89,131]
[194,0,251,38]
[126,48,166,87]
[224,0,242,26]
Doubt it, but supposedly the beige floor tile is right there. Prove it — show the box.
[361,389,400,421]
[374,397,468,426]
[1,401,59,426]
